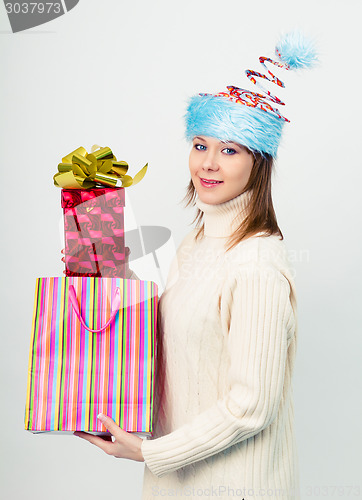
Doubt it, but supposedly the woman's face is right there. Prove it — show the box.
[189,135,254,205]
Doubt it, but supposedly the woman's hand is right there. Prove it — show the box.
[61,248,66,274]
[124,246,133,278]
[74,413,144,462]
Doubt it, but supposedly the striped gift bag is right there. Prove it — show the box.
[24,277,158,435]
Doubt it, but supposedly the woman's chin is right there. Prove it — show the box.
[196,190,238,206]
[196,193,223,205]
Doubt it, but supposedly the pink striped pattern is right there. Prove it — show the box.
[25,277,158,433]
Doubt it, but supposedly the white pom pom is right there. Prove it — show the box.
[276,30,319,70]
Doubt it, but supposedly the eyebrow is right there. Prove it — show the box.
[193,136,240,147]
[193,137,247,151]
[222,140,250,153]
[221,140,240,147]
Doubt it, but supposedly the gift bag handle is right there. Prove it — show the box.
[68,285,121,333]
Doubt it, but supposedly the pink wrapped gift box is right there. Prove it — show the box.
[61,187,126,278]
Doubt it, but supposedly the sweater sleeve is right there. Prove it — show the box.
[141,264,296,477]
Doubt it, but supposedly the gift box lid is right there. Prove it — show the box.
[61,187,125,210]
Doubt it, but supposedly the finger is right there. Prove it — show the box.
[61,248,65,254]
[74,430,113,441]
[125,269,133,279]
[74,431,113,454]
[125,247,130,263]
[97,413,125,438]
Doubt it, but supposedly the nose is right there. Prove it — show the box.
[202,149,219,171]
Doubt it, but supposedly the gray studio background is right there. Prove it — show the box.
[1,0,361,499]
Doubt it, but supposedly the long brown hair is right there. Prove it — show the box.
[182,151,283,252]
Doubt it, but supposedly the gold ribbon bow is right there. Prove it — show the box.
[53,144,148,189]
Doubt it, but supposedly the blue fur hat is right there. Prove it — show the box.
[185,30,318,158]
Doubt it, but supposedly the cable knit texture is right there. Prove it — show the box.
[141,190,299,499]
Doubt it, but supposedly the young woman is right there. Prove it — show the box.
[74,31,317,500]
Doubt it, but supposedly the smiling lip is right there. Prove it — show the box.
[199,177,223,188]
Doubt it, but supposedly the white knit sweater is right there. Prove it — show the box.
[141,189,300,499]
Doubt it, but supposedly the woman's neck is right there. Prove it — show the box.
[195,190,252,238]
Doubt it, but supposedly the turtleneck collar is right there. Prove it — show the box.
[195,189,252,238]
